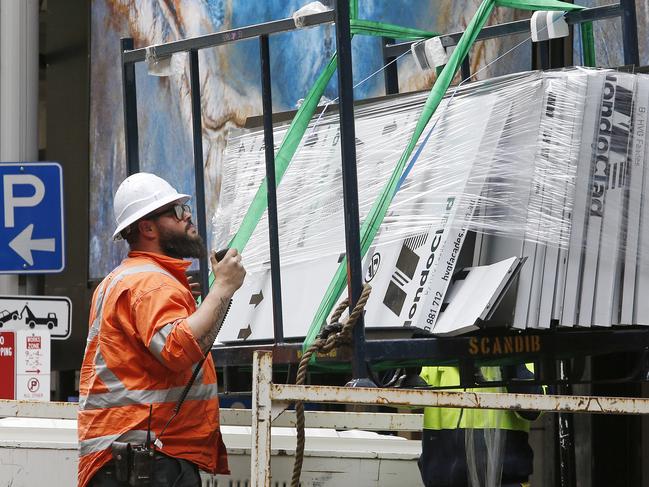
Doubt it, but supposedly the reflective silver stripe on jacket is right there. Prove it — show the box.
[148,322,175,364]
[85,279,107,346]
[79,429,153,457]
[79,381,218,411]
[80,263,188,411]
[149,325,207,383]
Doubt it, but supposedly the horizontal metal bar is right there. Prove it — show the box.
[0,399,77,420]
[271,384,649,415]
[212,328,649,367]
[221,408,423,431]
[0,401,423,431]
[385,4,622,56]
[363,328,649,363]
[123,10,336,64]
[212,342,305,366]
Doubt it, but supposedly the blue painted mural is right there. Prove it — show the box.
[89,0,646,278]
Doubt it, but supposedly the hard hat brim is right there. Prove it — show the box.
[112,193,191,240]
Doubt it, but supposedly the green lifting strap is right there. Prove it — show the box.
[205,53,338,290]
[494,0,581,10]
[350,0,358,20]
[350,19,439,40]
[302,0,585,355]
[580,21,596,67]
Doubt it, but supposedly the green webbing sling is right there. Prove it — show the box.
[580,21,596,67]
[350,19,438,39]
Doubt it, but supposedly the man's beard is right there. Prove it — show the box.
[159,224,206,259]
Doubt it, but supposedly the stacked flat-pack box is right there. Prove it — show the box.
[620,77,649,324]
[580,73,635,327]
[510,72,588,329]
[631,76,649,325]
[560,73,605,327]
[214,69,649,342]
[529,74,588,329]
[516,76,567,329]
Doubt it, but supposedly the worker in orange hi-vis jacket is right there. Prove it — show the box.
[78,172,246,487]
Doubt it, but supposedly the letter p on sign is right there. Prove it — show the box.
[3,174,45,228]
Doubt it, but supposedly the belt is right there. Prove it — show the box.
[92,452,201,487]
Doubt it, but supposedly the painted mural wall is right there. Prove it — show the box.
[89,0,647,278]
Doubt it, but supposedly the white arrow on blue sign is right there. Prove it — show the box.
[0,163,65,273]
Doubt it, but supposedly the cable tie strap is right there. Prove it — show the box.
[145,45,187,77]
[530,11,568,42]
[293,2,332,29]
[411,37,448,71]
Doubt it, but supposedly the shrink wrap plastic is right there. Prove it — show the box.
[216,68,611,269]
[213,67,649,333]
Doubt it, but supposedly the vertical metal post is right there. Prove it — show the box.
[381,37,399,95]
[539,41,550,70]
[619,0,639,66]
[0,0,38,296]
[461,55,471,81]
[334,0,368,381]
[557,360,576,487]
[251,351,272,487]
[188,49,210,298]
[259,34,285,344]
[120,38,140,174]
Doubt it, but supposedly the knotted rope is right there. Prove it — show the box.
[291,284,372,487]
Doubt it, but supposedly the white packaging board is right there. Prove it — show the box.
[592,73,635,327]
[216,69,649,341]
[218,88,506,340]
[561,72,605,326]
[626,77,649,324]
[434,257,521,336]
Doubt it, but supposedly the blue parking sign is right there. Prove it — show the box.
[0,163,65,273]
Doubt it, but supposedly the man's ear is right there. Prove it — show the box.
[137,219,157,240]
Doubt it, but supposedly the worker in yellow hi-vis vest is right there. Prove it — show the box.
[418,364,543,487]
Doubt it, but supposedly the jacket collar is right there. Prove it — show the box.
[127,251,192,287]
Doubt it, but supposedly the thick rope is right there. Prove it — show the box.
[290,284,372,487]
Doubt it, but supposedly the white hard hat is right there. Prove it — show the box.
[112,172,190,240]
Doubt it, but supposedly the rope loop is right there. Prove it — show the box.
[291,284,372,487]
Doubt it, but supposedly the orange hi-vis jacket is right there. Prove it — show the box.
[77,251,229,487]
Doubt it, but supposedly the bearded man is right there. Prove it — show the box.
[77,172,245,487]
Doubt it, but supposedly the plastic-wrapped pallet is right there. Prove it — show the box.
[213,68,649,341]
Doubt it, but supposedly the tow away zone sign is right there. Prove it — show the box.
[0,295,71,340]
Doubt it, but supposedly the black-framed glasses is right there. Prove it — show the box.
[151,203,191,221]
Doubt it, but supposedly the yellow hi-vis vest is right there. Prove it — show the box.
[420,365,534,432]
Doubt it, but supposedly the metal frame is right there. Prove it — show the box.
[120,1,644,381]
[251,350,649,487]
[211,327,649,383]
[333,0,367,379]
[115,5,645,486]
[382,3,637,74]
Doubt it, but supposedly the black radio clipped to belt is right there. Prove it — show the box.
[111,406,155,486]
[111,441,154,486]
